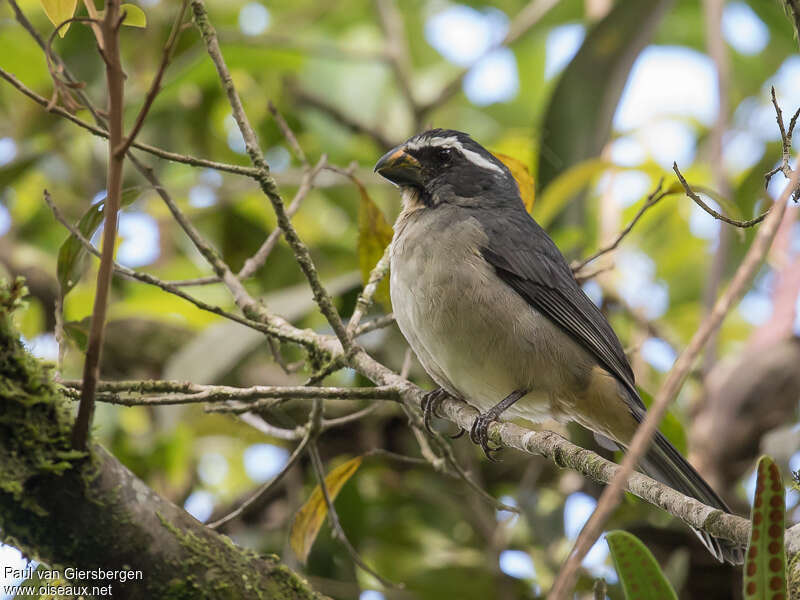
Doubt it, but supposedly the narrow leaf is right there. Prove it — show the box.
[40,0,78,37]
[290,456,362,564]
[743,456,787,599]
[56,190,139,296]
[607,530,678,600]
[56,201,107,296]
[493,152,535,214]
[356,183,393,310]
[120,3,147,28]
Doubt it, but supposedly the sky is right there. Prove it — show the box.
[0,1,796,597]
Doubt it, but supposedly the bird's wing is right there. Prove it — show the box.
[478,208,643,409]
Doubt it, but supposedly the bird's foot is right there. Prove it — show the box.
[468,389,528,461]
[421,388,465,438]
[469,409,503,461]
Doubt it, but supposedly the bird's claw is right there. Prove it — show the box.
[421,388,465,438]
[469,410,501,461]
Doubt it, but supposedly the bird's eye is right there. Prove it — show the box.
[435,147,453,164]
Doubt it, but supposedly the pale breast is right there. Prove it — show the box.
[390,207,593,423]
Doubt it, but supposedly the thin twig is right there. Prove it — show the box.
[191,0,353,353]
[170,155,328,287]
[355,313,395,337]
[0,67,259,178]
[115,0,189,158]
[207,428,312,529]
[308,441,400,588]
[548,161,800,599]
[268,101,307,166]
[765,86,800,196]
[43,191,303,344]
[673,163,772,228]
[347,245,391,334]
[572,179,667,274]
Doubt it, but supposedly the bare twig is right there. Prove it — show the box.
[43,191,304,344]
[191,0,353,353]
[0,67,259,178]
[208,428,313,529]
[73,1,126,451]
[308,441,399,588]
[171,155,328,287]
[60,378,400,405]
[115,0,189,158]
[347,245,391,334]
[548,161,800,599]
[268,101,307,166]
[766,87,800,196]
[673,163,772,228]
[572,179,667,274]
[355,313,396,337]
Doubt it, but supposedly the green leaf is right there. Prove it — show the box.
[56,190,139,297]
[356,183,392,310]
[536,0,672,196]
[39,0,77,37]
[120,3,147,28]
[290,456,362,564]
[607,530,678,600]
[743,456,787,599]
[57,201,107,296]
[63,319,90,351]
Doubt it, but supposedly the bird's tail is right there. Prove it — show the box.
[638,427,744,565]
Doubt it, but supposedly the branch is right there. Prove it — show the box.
[572,179,667,274]
[766,86,800,195]
[59,378,400,406]
[191,0,353,353]
[43,191,302,344]
[0,297,325,599]
[674,163,772,228]
[347,245,390,334]
[73,0,126,450]
[308,442,399,588]
[549,161,800,598]
[114,0,189,158]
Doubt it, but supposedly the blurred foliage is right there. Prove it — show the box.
[1,0,800,598]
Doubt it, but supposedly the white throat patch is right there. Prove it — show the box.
[406,136,504,175]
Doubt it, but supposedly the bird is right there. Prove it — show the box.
[374,128,743,564]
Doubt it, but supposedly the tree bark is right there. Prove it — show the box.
[0,280,325,600]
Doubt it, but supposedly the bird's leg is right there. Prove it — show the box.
[469,389,527,461]
[421,388,465,438]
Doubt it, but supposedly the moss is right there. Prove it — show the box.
[0,278,84,516]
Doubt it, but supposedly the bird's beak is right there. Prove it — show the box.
[374,146,422,187]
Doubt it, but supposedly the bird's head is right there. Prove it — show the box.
[374,129,520,210]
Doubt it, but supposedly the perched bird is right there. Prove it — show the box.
[374,128,743,564]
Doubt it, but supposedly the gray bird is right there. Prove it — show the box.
[374,128,743,564]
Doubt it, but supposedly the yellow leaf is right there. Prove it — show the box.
[40,0,77,37]
[536,158,609,228]
[290,456,363,564]
[493,152,535,214]
[120,3,147,27]
[356,183,393,310]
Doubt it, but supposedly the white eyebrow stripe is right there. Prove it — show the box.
[405,136,504,174]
